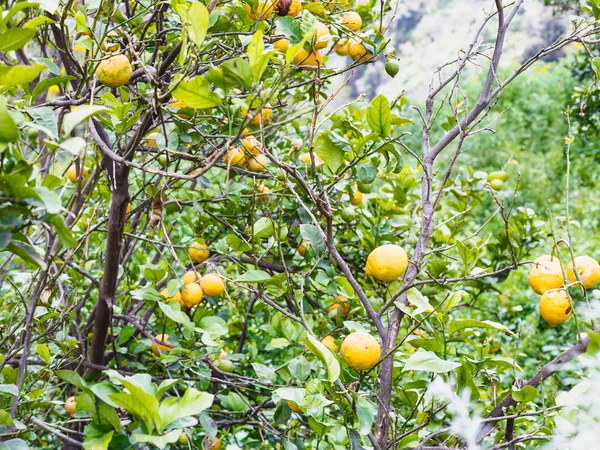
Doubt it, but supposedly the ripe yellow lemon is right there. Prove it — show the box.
[348,40,369,62]
[65,396,76,415]
[100,31,121,52]
[182,270,202,285]
[242,106,273,127]
[152,334,174,356]
[160,288,184,309]
[242,136,262,155]
[327,295,349,316]
[181,283,203,307]
[189,242,210,263]
[287,401,304,414]
[224,147,246,167]
[341,11,362,31]
[539,290,572,327]
[294,48,322,68]
[321,336,339,352]
[350,190,363,206]
[200,273,226,296]
[96,54,132,88]
[297,240,310,257]
[67,165,87,182]
[409,329,429,348]
[567,256,600,289]
[245,0,276,20]
[299,152,323,167]
[341,331,381,371]
[256,183,270,203]
[334,39,350,56]
[529,255,564,294]
[366,244,409,282]
[247,153,269,172]
[276,0,301,16]
[313,22,331,50]
[274,38,290,52]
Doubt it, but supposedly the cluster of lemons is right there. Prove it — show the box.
[224,128,271,172]
[529,254,600,326]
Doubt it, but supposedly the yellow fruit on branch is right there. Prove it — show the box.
[182,270,202,285]
[321,335,339,352]
[152,333,174,356]
[297,240,310,257]
[256,183,270,202]
[203,437,222,450]
[276,0,301,16]
[242,136,263,155]
[65,396,76,415]
[366,244,409,282]
[341,11,362,31]
[189,242,210,263]
[160,288,185,309]
[100,30,121,52]
[224,147,246,167]
[348,40,369,63]
[341,331,381,371]
[146,132,159,148]
[247,153,269,172]
[539,289,572,327]
[287,401,304,414]
[327,295,349,317]
[567,256,600,289]
[294,48,322,69]
[96,54,132,88]
[242,105,273,126]
[350,190,363,205]
[181,282,203,307]
[313,22,331,50]
[529,255,564,294]
[300,152,323,167]
[200,273,226,296]
[245,0,276,20]
[333,39,350,56]
[274,38,290,52]
[67,165,88,182]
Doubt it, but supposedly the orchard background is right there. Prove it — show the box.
[2,0,600,449]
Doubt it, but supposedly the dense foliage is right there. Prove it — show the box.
[1,1,600,450]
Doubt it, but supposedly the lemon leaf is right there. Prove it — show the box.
[304,335,340,383]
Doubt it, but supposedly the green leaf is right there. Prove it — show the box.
[109,387,159,434]
[277,16,303,44]
[448,319,513,336]
[31,76,74,101]
[402,349,461,373]
[367,95,392,137]
[0,439,29,450]
[171,76,222,109]
[315,131,346,172]
[181,2,209,48]
[156,300,194,332]
[134,430,182,450]
[356,396,374,435]
[0,96,17,142]
[248,29,273,82]
[47,215,77,248]
[592,57,600,79]
[299,224,327,255]
[236,269,272,283]
[6,242,45,269]
[98,402,123,433]
[63,105,109,136]
[0,384,18,396]
[356,164,378,184]
[36,344,51,364]
[0,410,15,427]
[253,217,274,239]
[252,362,277,383]
[35,187,61,214]
[0,64,46,89]
[0,29,36,52]
[304,335,340,383]
[157,388,214,430]
[512,385,537,403]
[226,233,251,252]
[83,429,113,450]
[219,391,247,412]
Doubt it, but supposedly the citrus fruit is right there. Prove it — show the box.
[539,289,572,327]
[189,242,210,263]
[300,152,323,167]
[224,147,246,167]
[217,359,235,372]
[490,179,504,190]
[96,54,132,88]
[297,240,310,257]
[67,165,87,182]
[287,401,304,413]
[276,0,301,16]
[256,183,270,202]
[366,244,409,282]
[146,132,159,148]
[242,105,273,126]
[65,396,76,415]
[334,39,350,56]
[101,31,120,52]
[152,334,174,356]
[313,22,331,50]
[350,190,363,206]
[321,335,339,352]
[529,255,564,294]
[348,40,369,63]
[200,273,226,296]
[385,60,399,78]
[487,170,509,182]
[242,136,262,155]
[183,270,202,285]
[245,0,276,20]
[567,256,600,289]
[294,48,322,68]
[327,295,349,316]
[342,11,362,31]
[247,153,269,172]
[341,331,381,371]
[409,329,429,348]
[274,38,290,52]
[204,437,222,450]
[181,282,203,307]
[160,288,184,309]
